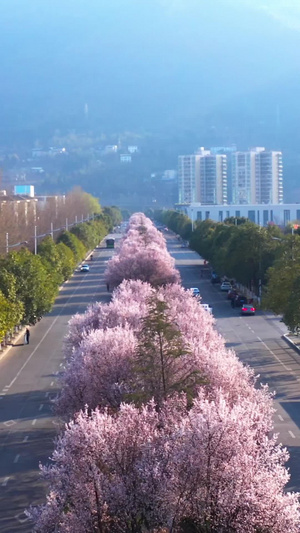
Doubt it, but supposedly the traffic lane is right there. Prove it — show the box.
[0,247,114,532]
[0,255,109,392]
[170,244,300,485]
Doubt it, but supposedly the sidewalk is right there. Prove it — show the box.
[283,332,300,354]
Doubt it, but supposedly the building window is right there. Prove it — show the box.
[226,211,230,218]
[296,210,300,221]
[263,210,269,226]
[219,211,223,222]
[205,211,210,220]
[257,211,260,225]
[235,210,240,217]
[248,210,255,223]
[284,210,291,225]
[270,210,273,222]
[197,211,202,221]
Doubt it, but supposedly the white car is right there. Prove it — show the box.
[191,287,200,297]
[201,303,213,314]
[220,281,232,291]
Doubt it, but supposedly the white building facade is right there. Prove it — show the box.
[231,147,283,205]
[178,148,227,205]
[181,203,300,227]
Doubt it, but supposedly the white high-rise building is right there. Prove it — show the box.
[178,154,201,204]
[231,147,283,205]
[178,148,227,204]
[199,153,227,204]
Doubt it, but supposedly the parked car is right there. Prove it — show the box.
[211,272,220,284]
[201,303,213,314]
[227,289,238,300]
[235,295,247,307]
[241,304,256,316]
[191,287,200,297]
[220,281,232,291]
[80,264,90,272]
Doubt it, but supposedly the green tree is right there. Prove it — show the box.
[263,235,300,332]
[57,231,86,263]
[38,236,64,287]
[130,297,203,407]
[56,242,75,280]
[0,249,58,323]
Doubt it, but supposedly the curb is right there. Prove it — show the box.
[282,333,300,354]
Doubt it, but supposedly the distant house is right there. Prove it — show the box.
[48,147,66,156]
[104,145,118,154]
[128,145,138,154]
[31,167,45,174]
[120,154,132,163]
[14,185,35,197]
[162,170,177,181]
[32,148,47,158]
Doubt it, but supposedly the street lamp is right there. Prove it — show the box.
[5,232,29,254]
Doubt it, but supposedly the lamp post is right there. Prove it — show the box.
[5,234,29,254]
[34,225,37,255]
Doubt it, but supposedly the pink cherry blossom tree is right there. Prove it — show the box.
[56,326,137,417]
[28,393,300,532]
[105,212,180,288]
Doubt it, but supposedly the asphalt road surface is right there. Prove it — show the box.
[167,232,300,492]
[0,237,117,532]
[1,230,300,532]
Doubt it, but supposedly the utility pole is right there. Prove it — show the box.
[34,225,37,255]
[5,232,8,254]
[50,222,53,239]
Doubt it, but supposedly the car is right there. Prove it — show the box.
[241,304,256,316]
[191,287,200,297]
[227,289,238,300]
[80,264,90,272]
[220,281,232,291]
[201,303,213,314]
[211,272,220,284]
[235,295,247,307]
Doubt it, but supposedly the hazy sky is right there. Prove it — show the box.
[0,1,300,136]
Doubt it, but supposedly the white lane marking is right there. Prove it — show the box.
[13,454,20,463]
[15,513,29,524]
[39,404,44,411]
[50,381,54,387]
[22,435,29,443]
[32,419,37,426]
[5,274,88,389]
[59,363,63,367]
[278,415,284,422]
[4,420,16,427]
[2,476,10,486]
[257,337,294,372]
[0,392,6,396]
[289,430,296,439]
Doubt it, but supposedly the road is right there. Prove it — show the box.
[1,230,300,532]
[167,233,300,492]
[0,238,116,532]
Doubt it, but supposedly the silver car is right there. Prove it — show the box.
[241,304,256,316]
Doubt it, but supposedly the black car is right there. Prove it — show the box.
[211,272,220,284]
[234,295,247,307]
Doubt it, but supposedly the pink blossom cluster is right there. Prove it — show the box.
[28,216,300,530]
[105,213,180,287]
[29,395,300,532]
